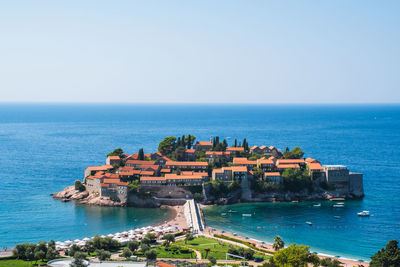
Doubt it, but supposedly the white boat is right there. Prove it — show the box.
[221,213,227,216]
[242,213,252,217]
[333,204,344,208]
[357,211,370,216]
[306,221,313,226]
[313,203,321,207]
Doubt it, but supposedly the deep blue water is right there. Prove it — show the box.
[0,103,399,260]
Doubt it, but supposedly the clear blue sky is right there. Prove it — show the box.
[1,0,399,103]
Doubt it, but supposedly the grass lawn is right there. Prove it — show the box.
[0,259,47,267]
[175,237,266,260]
[134,246,195,259]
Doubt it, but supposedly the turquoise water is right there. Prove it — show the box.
[0,104,399,260]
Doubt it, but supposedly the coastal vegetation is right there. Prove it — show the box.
[370,239,400,267]
[283,146,305,159]
[12,240,59,264]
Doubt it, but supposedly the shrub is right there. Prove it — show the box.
[75,180,86,192]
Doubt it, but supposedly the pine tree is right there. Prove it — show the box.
[234,139,237,147]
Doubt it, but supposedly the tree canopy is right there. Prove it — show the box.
[283,146,305,159]
[371,240,400,267]
[273,244,314,267]
[107,148,124,157]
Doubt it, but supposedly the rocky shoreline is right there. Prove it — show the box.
[51,186,125,207]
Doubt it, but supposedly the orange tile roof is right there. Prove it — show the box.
[277,159,305,164]
[117,182,129,186]
[165,161,208,166]
[165,174,204,180]
[233,157,256,165]
[140,170,155,176]
[160,168,171,173]
[87,165,113,171]
[185,149,196,153]
[305,158,319,163]
[104,173,119,179]
[126,160,156,165]
[213,169,224,173]
[107,156,120,160]
[259,145,267,149]
[308,162,323,170]
[224,166,248,172]
[250,146,258,149]
[205,151,230,155]
[103,178,120,184]
[276,164,300,169]
[264,172,281,176]
[226,147,244,152]
[258,158,274,164]
[269,146,275,150]
[101,183,109,188]
[195,141,212,146]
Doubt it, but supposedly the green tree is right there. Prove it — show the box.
[138,148,145,160]
[107,148,124,157]
[127,240,140,253]
[273,244,312,267]
[46,247,58,260]
[193,193,204,202]
[184,233,194,244]
[208,255,217,265]
[186,135,196,149]
[282,168,312,193]
[234,139,238,147]
[96,249,111,261]
[158,136,177,156]
[283,147,304,159]
[145,232,157,243]
[253,167,264,179]
[273,235,285,251]
[140,243,150,253]
[320,257,341,267]
[122,247,132,259]
[70,252,87,267]
[145,249,157,260]
[163,234,175,247]
[75,180,86,192]
[371,240,400,267]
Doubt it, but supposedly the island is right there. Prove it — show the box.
[53,135,364,207]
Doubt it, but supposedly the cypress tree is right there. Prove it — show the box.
[187,135,192,149]
[234,139,237,147]
[182,135,186,147]
[138,148,144,160]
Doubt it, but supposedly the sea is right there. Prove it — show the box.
[0,103,399,261]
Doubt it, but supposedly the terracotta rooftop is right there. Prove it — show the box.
[165,161,208,166]
[276,164,300,169]
[107,156,120,160]
[126,160,156,165]
[224,166,248,172]
[264,172,281,176]
[226,147,245,152]
[185,149,196,153]
[258,158,274,164]
[195,141,212,146]
[205,151,230,155]
[233,157,257,165]
[87,165,113,171]
[277,159,305,164]
[308,162,323,170]
[140,176,166,182]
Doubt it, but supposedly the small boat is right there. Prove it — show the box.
[337,202,345,205]
[357,211,370,217]
[228,209,237,213]
[313,203,321,207]
[306,221,313,226]
[333,204,344,208]
[292,200,299,203]
[242,213,252,217]
[221,213,227,216]
[334,216,341,219]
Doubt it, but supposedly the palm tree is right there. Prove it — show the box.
[273,235,284,251]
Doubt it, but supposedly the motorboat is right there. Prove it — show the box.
[221,213,227,216]
[357,211,370,217]
[228,209,237,213]
[313,203,321,207]
[306,221,313,226]
[333,204,344,208]
[334,216,341,219]
[242,213,252,217]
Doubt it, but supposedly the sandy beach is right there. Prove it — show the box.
[206,227,369,267]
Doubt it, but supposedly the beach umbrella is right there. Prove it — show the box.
[100,235,106,238]
[64,240,72,245]
[74,239,80,243]
[107,234,114,237]
[82,237,90,242]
